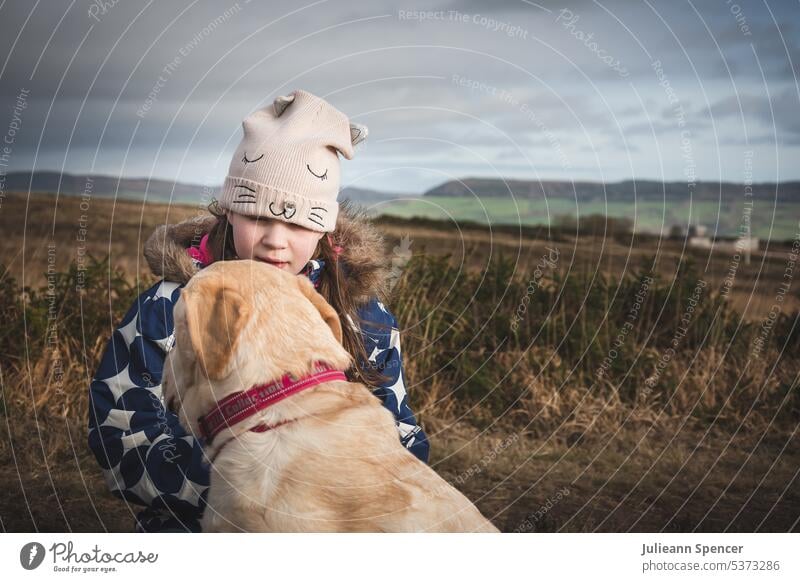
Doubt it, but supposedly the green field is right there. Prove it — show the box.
[41,189,799,241]
[376,196,800,241]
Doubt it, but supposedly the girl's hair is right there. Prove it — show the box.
[205,201,387,387]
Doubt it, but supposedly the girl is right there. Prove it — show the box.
[87,90,429,533]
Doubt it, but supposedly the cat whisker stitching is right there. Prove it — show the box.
[310,207,328,213]
[309,213,324,221]
[236,193,256,198]
[308,216,324,227]
[235,184,257,192]
[234,200,257,204]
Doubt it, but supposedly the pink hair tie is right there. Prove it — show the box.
[327,233,343,259]
[187,233,214,266]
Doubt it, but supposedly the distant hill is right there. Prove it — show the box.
[2,171,411,207]
[334,185,417,206]
[7,172,798,239]
[2,171,211,204]
[424,178,800,203]
[10,172,797,207]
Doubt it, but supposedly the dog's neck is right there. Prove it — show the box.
[204,417,298,465]
[198,361,347,461]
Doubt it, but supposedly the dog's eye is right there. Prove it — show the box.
[242,152,264,164]
[306,164,328,181]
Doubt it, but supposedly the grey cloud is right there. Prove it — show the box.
[1,0,799,189]
[700,89,800,136]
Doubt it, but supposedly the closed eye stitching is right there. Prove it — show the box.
[242,152,264,164]
[306,164,328,180]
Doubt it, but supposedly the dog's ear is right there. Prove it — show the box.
[295,275,343,344]
[181,281,251,380]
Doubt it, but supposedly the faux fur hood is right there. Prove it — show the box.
[143,200,391,305]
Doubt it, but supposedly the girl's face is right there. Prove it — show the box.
[227,210,325,275]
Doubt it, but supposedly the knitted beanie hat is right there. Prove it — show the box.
[218,89,367,232]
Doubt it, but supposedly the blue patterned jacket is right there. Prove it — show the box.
[87,212,428,532]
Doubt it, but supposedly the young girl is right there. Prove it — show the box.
[87,90,429,533]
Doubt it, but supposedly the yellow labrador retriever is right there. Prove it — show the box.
[162,259,499,532]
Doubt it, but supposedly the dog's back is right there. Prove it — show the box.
[203,380,499,532]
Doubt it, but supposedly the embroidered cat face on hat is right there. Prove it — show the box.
[218,89,368,232]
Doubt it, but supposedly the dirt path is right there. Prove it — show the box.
[2,416,796,532]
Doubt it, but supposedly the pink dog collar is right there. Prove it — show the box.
[198,361,347,445]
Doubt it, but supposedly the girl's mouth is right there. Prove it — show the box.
[259,257,290,268]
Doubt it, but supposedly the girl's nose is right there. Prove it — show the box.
[260,219,290,248]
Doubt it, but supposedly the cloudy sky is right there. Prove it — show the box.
[1,0,798,194]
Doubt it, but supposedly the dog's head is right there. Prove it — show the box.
[162,259,353,435]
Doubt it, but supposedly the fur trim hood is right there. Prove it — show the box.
[143,200,390,305]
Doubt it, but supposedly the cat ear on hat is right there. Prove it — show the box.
[268,90,368,159]
[273,93,295,117]
[331,122,368,161]
[350,122,368,147]
[241,96,289,136]
[325,120,368,161]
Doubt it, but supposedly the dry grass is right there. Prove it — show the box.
[1,191,798,532]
